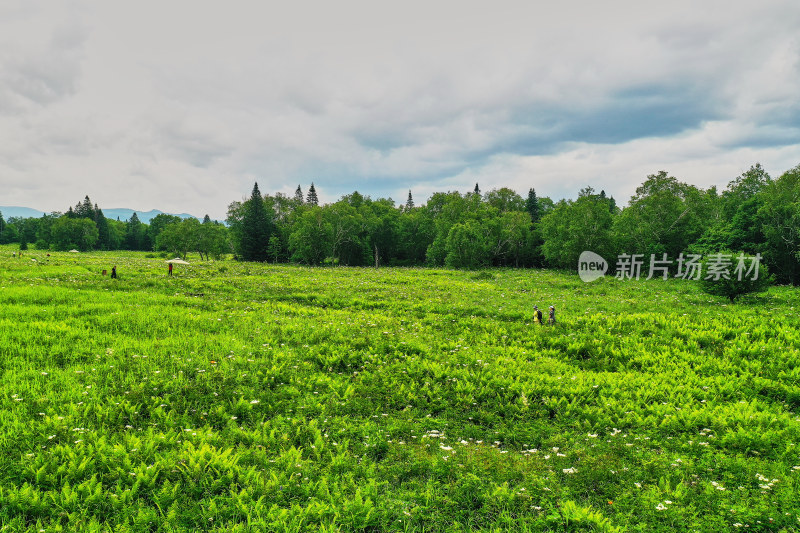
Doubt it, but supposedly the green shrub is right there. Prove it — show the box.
[700,251,772,302]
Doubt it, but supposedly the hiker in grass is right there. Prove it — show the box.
[168,262,173,276]
[548,305,556,325]
[533,305,543,325]
[111,266,117,279]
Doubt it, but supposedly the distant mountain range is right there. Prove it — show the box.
[99,209,198,223]
[0,206,198,224]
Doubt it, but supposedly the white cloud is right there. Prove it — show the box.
[0,0,798,217]
[447,121,800,207]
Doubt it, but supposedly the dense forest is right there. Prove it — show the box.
[2,163,799,284]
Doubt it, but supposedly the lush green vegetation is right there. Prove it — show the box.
[1,248,799,531]
[3,163,800,286]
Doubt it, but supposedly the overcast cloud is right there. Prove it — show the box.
[1,0,798,219]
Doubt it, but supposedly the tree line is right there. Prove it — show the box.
[226,164,799,285]
[1,163,798,284]
[0,196,228,260]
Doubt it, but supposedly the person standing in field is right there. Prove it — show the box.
[168,262,173,276]
[533,305,543,325]
[111,266,117,279]
[548,305,556,325]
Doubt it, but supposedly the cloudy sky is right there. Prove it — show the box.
[1,0,798,219]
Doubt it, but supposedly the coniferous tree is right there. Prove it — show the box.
[240,182,272,261]
[473,183,481,195]
[203,214,212,224]
[75,196,94,219]
[406,190,414,209]
[525,188,541,223]
[306,183,319,206]
[700,252,772,302]
[294,185,304,204]
[124,212,146,250]
[598,190,617,213]
[94,204,112,250]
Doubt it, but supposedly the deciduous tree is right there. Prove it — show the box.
[199,221,229,260]
[148,214,181,248]
[758,164,800,284]
[445,220,489,269]
[51,217,99,251]
[539,193,615,270]
[289,207,330,264]
[613,172,708,259]
[485,188,524,213]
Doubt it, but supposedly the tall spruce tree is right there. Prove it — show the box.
[306,183,319,206]
[94,204,111,250]
[75,196,94,218]
[124,212,145,250]
[294,185,304,204]
[240,182,272,261]
[406,190,414,209]
[525,188,541,223]
[473,183,481,195]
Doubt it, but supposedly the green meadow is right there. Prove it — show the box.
[1,247,799,532]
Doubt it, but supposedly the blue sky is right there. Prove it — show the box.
[1,0,798,220]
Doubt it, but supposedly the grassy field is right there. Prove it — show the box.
[1,246,799,532]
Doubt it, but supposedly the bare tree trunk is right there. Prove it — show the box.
[374,244,379,268]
